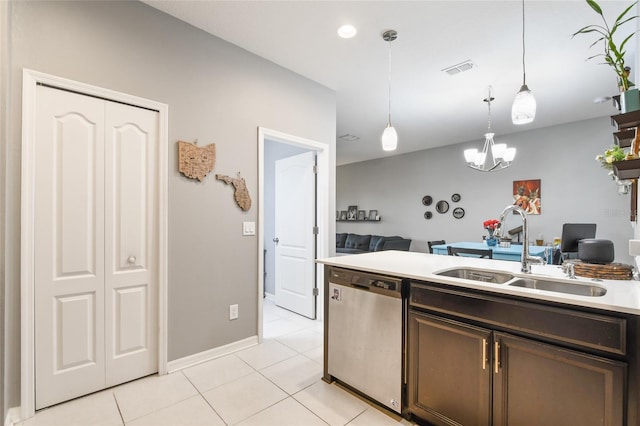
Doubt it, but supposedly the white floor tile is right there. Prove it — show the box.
[182,354,254,392]
[263,318,306,339]
[237,397,326,426]
[202,372,288,425]
[302,345,324,364]
[347,407,411,425]
[113,372,198,422]
[263,306,283,324]
[127,396,225,426]
[20,390,122,426]
[276,328,324,353]
[294,381,369,426]
[234,339,297,370]
[260,354,322,394]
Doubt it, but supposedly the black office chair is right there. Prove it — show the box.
[427,240,446,254]
[447,246,493,259]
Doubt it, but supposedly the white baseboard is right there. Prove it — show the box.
[166,335,259,373]
[4,407,20,426]
[264,292,275,301]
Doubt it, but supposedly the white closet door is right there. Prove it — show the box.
[104,102,158,385]
[34,85,159,409]
[34,86,106,409]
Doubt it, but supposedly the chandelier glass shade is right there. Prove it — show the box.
[382,124,398,151]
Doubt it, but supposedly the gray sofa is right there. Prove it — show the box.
[336,233,411,254]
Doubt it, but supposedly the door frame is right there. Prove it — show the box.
[20,69,169,419]
[258,127,329,340]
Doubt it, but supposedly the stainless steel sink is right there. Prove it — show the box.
[508,278,607,297]
[436,268,514,284]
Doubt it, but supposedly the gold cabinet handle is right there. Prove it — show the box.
[482,338,487,370]
[494,341,500,374]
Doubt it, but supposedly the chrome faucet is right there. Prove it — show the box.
[494,205,544,273]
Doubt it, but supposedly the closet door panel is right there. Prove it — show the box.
[104,101,158,386]
[34,85,106,409]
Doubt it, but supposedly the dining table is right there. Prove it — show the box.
[431,241,548,262]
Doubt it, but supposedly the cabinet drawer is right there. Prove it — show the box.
[410,281,627,356]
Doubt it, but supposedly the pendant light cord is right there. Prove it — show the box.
[387,39,392,125]
[521,0,527,86]
[487,87,492,132]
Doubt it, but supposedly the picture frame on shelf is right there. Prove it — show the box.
[368,210,378,220]
[347,205,358,220]
[357,210,366,221]
[339,210,347,220]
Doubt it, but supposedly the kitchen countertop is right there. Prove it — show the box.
[317,251,640,315]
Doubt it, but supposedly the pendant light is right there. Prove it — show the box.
[381,29,398,151]
[465,86,516,171]
[512,0,536,125]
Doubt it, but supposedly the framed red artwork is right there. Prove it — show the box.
[513,179,541,215]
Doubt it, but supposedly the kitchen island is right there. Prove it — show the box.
[318,251,640,425]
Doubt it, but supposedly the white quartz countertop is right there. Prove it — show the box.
[317,251,640,315]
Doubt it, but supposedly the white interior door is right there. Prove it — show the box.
[274,151,316,318]
[34,86,107,409]
[104,102,158,386]
[34,85,158,409]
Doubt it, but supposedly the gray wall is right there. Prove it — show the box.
[337,117,634,264]
[4,0,335,412]
[264,141,310,296]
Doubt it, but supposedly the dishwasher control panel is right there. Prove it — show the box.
[329,267,403,295]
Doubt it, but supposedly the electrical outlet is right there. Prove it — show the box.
[229,304,239,320]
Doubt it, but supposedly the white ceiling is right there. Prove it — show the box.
[142,0,636,165]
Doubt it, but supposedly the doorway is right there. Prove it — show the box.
[21,69,168,419]
[258,128,330,341]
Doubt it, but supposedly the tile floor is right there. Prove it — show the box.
[19,299,413,426]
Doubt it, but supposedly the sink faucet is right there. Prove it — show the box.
[494,205,544,273]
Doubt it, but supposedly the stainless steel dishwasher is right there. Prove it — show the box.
[325,266,404,413]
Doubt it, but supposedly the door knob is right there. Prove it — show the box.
[273,238,279,244]
[127,256,136,265]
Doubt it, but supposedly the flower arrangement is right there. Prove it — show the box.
[596,145,626,169]
[483,219,499,237]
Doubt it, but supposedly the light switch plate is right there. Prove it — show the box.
[629,239,640,256]
[243,221,256,236]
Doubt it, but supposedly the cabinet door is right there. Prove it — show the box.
[407,311,492,426]
[493,332,626,426]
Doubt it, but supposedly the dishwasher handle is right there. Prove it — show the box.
[351,283,371,291]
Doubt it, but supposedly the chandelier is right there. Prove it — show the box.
[464,87,516,172]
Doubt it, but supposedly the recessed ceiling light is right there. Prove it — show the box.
[593,96,612,104]
[337,25,357,39]
[339,134,360,142]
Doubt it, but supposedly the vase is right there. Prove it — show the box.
[621,88,640,113]
[486,237,498,247]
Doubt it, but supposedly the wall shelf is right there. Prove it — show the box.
[613,158,640,180]
[611,110,640,130]
[610,109,640,222]
[614,129,635,148]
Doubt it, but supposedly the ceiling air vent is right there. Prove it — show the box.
[339,134,360,142]
[442,60,475,76]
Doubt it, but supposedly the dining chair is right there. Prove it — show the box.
[427,240,446,254]
[447,246,493,259]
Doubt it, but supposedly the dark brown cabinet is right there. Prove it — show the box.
[492,333,625,426]
[406,281,630,426]
[408,312,491,425]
